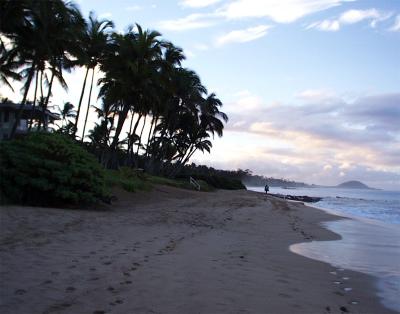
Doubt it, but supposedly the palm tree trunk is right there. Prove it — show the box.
[136,115,147,156]
[10,64,35,139]
[28,69,39,130]
[145,115,157,158]
[39,71,55,130]
[40,70,44,99]
[182,147,197,165]
[132,113,142,136]
[81,67,95,141]
[125,111,135,166]
[73,67,89,136]
[128,114,142,165]
[108,105,130,168]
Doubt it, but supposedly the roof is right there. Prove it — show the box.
[0,101,60,120]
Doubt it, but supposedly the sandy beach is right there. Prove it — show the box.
[0,187,395,314]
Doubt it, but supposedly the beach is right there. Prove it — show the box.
[0,187,396,314]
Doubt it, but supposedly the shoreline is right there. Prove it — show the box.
[0,187,396,314]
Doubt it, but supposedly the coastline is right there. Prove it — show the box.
[0,187,396,314]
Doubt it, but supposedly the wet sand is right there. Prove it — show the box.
[0,186,396,314]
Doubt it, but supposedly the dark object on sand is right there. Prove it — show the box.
[270,193,322,203]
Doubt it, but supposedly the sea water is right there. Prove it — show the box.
[248,186,400,312]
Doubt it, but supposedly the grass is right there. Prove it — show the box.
[104,167,214,193]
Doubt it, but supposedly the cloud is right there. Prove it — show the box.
[221,90,400,188]
[389,15,400,32]
[216,25,272,46]
[296,89,336,103]
[218,0,350,23]
[226,90,264,112]
[180,0,223,8]
[307,8,392,32]
[161,0,352,32]
[307,20,340,31]
[158,13,217,31]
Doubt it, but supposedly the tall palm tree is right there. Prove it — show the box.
[73,12,114,139]
[6,0,85,138]
[99,24,162,167]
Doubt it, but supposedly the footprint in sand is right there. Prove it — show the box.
[66,286,76,292]
[90,267,96,271]
[14,289,27,295]
[123,272,130,277]
[42,280,52,284]
[93,311,105,314]
[103,261,112,265]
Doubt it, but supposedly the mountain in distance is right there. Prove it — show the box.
[336,180,374,189]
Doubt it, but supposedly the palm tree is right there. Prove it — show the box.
[59,102,76,126]
[98,24,162,167]
[0,45,21,91]
[6,0,85,138]
[73,12,114,140]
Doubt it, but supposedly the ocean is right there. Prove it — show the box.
[248,186,400,312]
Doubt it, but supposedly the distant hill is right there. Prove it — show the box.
[336,180,373,189]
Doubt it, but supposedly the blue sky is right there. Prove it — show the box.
[2,0,400,189]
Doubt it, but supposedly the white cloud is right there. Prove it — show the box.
[307,20,340,31]
[340,9,391,26]
[180,0,223,8]
[308,8,392,32]
[218,0,350,23]
[227,90,264,112]
[389,15,400,32]
[158,13,217,31]
[216,25,271,46]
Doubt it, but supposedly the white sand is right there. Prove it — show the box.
[0,186,396,314]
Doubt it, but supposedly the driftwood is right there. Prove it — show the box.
[269,193,322,203]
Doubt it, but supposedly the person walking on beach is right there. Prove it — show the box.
[264,183,269,194]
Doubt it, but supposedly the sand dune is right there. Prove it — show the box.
[0,186,395,314]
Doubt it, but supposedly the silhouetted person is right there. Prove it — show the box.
[264,184,269,194]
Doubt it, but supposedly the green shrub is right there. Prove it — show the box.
[0,132,108,206]
[104,168,151,192]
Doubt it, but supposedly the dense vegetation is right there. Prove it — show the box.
[179,164,310,188]
[0,133,107,205]
[0,0,228,174]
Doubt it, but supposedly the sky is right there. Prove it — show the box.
[2,0,400,189]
